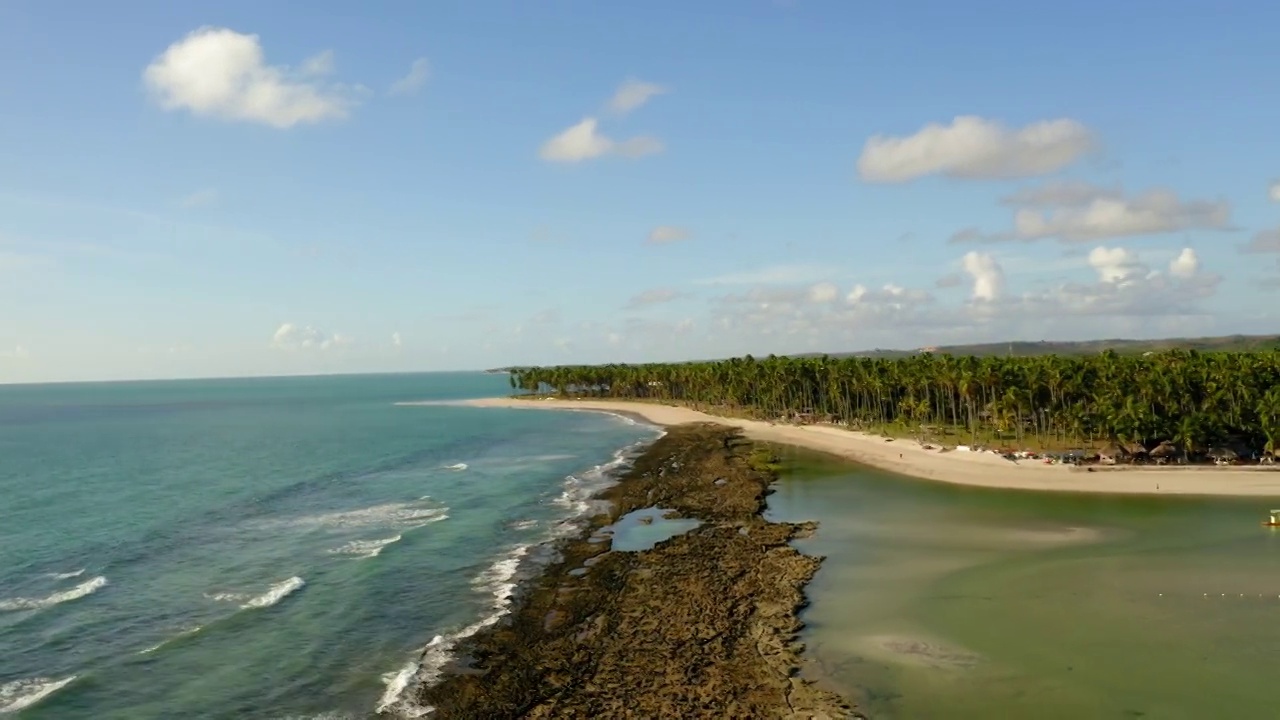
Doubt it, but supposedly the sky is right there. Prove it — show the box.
[2,0,1280,383]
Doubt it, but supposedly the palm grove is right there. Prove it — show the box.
[508,350,1280,460]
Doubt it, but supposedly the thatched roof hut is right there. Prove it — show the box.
[1149,441,1179,460]
[1098,443,1128,464]
[1208,447,1238,464]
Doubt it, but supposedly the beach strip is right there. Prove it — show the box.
[411,423,859,719]
[465,397,1280,497]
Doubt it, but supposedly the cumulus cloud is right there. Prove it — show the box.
[953,182,1232,243]
[538,118,663,163]
[1270,180,1280,203]
[391,331,402,347]
[627,287,688,308]
[143,27,360,128]
[961,251,1004,301]
[857,116,1095,183]
[646,225,689,244]
[389,58,430,96]
[608,78,666,115]
[1087,246,1146,284]
[0,345,29,360]
[271,322,351,350]
[1168,248,1200,278]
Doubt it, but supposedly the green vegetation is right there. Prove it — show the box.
[508,349,1280,459]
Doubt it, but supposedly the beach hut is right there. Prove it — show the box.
[1208,447,1238,466]
[1149,441,1179,465]
[1098,443,1128,465]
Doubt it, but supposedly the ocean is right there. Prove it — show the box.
[0,373,660,719]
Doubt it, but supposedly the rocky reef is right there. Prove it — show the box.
[414,422,861,719]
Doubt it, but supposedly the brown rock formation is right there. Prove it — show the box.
[411,422,861,719]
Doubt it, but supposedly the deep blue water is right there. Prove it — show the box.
[0,373,659,718]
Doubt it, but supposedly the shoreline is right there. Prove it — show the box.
[465,397,1280,497]
[408,423,859,718]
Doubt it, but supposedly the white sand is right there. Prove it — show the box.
[464,397,1280,497]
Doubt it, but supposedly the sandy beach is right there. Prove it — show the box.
[465,397,1280,497]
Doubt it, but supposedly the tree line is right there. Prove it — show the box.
[508,350,1280,456]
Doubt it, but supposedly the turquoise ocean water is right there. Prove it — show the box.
[0,373,659,718]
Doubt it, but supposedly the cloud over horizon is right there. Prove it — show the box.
[857,116,1095,183]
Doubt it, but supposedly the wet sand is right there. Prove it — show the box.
[409,423,860,719]
[465,397,1280,497]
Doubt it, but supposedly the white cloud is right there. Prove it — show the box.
[0,345,29,359]
[271,322,351,350]
[646,225,689,244]
[961,251,1004,301]
[1168,248,1200,278]
[389,58,430,96]
[608,78,666,115]
[178,189,218,208]
[857,116,1094,183]
[844,283,933,308]
[391,331,402,347]
[955,182,1232,243]
[1270,180,1280,203]
[1087,246,1146,284]
[143,27,358,128]
[808,282,839,304]
[538,118,663,163]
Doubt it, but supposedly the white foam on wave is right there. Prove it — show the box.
[442,463,467,471]
[259,501,449,532]
[0,576,107,612]
[45,569,85,580]
[327,534,403,559]
[241,576,305,610]
[375,433,662,717]
[376,545,532,717]
[0,675,77,714]
[510,519,538,531]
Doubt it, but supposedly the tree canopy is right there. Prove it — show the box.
[508,350,1280,456]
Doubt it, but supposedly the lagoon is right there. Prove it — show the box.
[766,448,1280,719]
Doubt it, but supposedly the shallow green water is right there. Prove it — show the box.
[766,449,1280,719]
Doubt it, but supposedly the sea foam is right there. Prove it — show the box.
[0,576,107,612]
[0,676,77,714]
[327,534,403,559]
[240,577,305,609]
[375,431,662,717]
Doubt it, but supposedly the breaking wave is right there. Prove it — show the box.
[256,500,449,532]
[209,577,306,610]
[442,463,467,471]
[45,569,85,580]
[0,576,107,612]
[0,676,77,714]
[242,577,306,609]
[327,534,403,559]
[376,545,530,717]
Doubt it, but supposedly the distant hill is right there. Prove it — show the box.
[486,334,1280,371]
[792,334,1280,360]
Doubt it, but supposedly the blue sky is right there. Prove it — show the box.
[2,0,1279,382]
